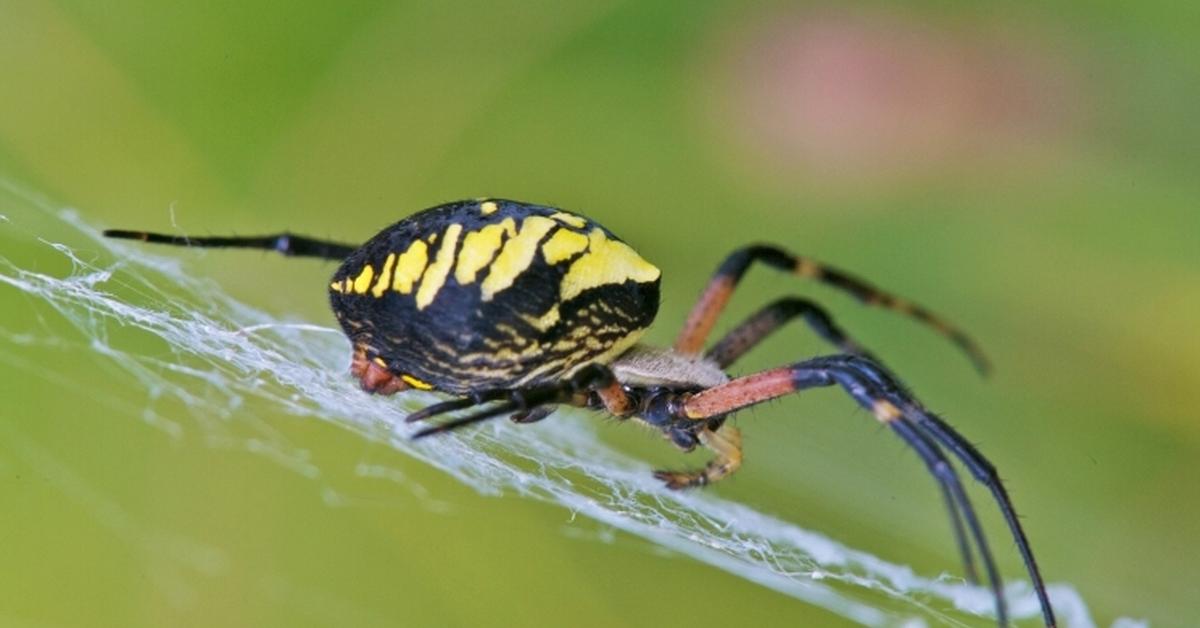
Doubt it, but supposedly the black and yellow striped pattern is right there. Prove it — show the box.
[329,199,661,394]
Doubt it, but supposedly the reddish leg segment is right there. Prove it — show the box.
[678,355,1055,627]
[674,245,989,373]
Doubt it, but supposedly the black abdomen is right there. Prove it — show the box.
[329,199,660,394]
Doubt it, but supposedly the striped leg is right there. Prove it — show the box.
[704,298,979,583]
[674,245,989,373]
[679,355,1055,627]
[705,297,880,369]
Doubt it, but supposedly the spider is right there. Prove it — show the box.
[106,198,1055,626]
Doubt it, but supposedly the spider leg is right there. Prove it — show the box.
[510,405,556,424]
[938,476,981,585]
[404,390,510,423]
[410,398,527,437]
[653,423,743,489]
[889,417,1005,623]
[833,358,1054,625]
[103,229,357,260]
[906,403,1056,627]
[705,296,881,369]
[679,354,1055,627]
[409,364,630,438]
[674,244,989,374]
[706,297,979,583]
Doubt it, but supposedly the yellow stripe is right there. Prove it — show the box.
[573,329,643,369]
[401,374,434,390]
[560,229,660,302]
[520,304,561,332]
[541,228,589,265]
[549,211,587,228]
[371,253,397,297]
[495,324,528,346]
[481,216,557,301]
[392,240,429,294]
[352,264,375,294]
[455,218,516,285]
[514,357,570,386]
[552,338,580,352]
[330,281,346,293]
[416,223,463,309]
[480,201,499,215]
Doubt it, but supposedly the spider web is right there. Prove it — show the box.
[0,181,1133,627]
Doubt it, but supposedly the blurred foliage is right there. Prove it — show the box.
[1,1,1197,626]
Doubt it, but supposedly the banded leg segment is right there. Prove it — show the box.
[711,315,970,585]
[681,355,1055,627]
[705,297,879,369]
[674,244,989,373]
[103,229,357,260]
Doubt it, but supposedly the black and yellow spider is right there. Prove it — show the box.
[106,199,1055,626]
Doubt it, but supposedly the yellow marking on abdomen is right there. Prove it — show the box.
[480,216,557,301]
[480,201,498,215]
[560,228,660,301]
[495,324,528,346]
[541,228,589,265]
[456,218,516,285]
[392,240,429,294]
[401,374,434,390]
[371,253,397,297]
[520,304,561,332]
[330,280,346,293]
[416,223,463,309]
[552,338,580,352]
[515,356,570,386]
[573,330,642,371]
[352,264,376,294]
[549,211,587,229]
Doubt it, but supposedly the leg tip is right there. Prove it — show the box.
[653,469,706,490]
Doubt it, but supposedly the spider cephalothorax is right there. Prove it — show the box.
[106,198,1056,627]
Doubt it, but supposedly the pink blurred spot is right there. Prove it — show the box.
[714,9,1086,192]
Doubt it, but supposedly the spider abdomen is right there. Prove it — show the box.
[329,199,661,394]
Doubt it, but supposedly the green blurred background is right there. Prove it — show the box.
[1,1,1197,626]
